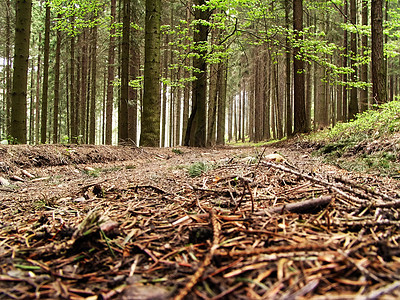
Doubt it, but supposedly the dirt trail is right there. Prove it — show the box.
[1,144,400,299]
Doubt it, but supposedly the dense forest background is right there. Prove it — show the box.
[0,0,397,147]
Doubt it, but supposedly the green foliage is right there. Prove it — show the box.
[327,100,400,142]
[309,100,400,177]
[187,161,210,177]
[172,148,183,155]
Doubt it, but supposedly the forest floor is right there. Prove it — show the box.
[1,141,400,299]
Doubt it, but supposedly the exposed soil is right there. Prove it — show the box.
[1,143,400,299]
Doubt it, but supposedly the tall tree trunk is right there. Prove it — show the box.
[285,0,292,137]
[5,0,12,136]
[105,0,116,145]
[89,25,97,144]
[348,0,358,119]
[207,63,218,146]
[40,2,50,144]
[11,0,32,144]
[339,0,348,122]
[185,0,210,147]
[119,0,130,143]
[53,20,61,144]
[161,35,168,147]
[79,30,88,143]
[129,25,139,144]
[35,35,42,144]
[70,30,77,143]
[217,63,227,145]
[360,0,369,111]
[140,0,161,146]
[371,0,387,104]
[293,0,306,134]
[182,1,191,143]
[29,58,34,143]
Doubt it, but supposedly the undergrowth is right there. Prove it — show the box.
[308,100,400,178]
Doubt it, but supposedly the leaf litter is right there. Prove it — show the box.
[0,144,400,299]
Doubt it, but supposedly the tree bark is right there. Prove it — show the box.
[40,2,50,144]
[285,0,292,137]
[119,0,130,143]
[348,0,358,119]
[105,0,116,145]
[89,25,97,144]
[216,63,227,145]
[371,0,387,104]
[184,0,210,147]
[5,0,12,137]
[293,0,307,134]
[360,0,369,111]
[53,18,61,144]
[140,0,161,147]
[11,0,32,144]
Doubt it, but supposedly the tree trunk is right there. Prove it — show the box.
[348,0,358,119]
[53,19,61,144]
[207,63,218,146]
[70,31,77,143]
[40,2,50,144]
[5,0,12,136]
[184,0,210,147]
[285,0,292,137]
[79,30,88,143]
[339,0,348,122]
[119,0,130,143]
[140,0,161,147]
[217,63,227,145]
[11,0,32,144]
[371,0,387,104]
[293,0,307,134]
[105,0,116,145]
[129,24,139,144]
[89,25,97,144]
[360,0,369,111]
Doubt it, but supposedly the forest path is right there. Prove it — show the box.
[1,144,400,299]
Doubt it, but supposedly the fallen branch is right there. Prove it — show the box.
[266,195,332,214]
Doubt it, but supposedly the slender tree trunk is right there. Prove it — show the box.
[140,0,161,146]
[371,0,387,104]
[119,0,130,143]
[40,2,50,143]
[11,0,32,144]
[360,0,369,111]
[29,58,34,143]
[285,0,292,137]
[70,29,77,143]
[79,30,88,142]
[348,0,358,119]
[129,24,139,144]
[293,0,307,134]
[207,63,218,146]
[161,35,168,146]
[339,0,348,122]
[105,0,116,145]
[35,35,41,144]
[217,63,227,145]
[89,25,97,144]
[53,20,61,144]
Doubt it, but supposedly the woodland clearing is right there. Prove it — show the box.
[0,142,400,299]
